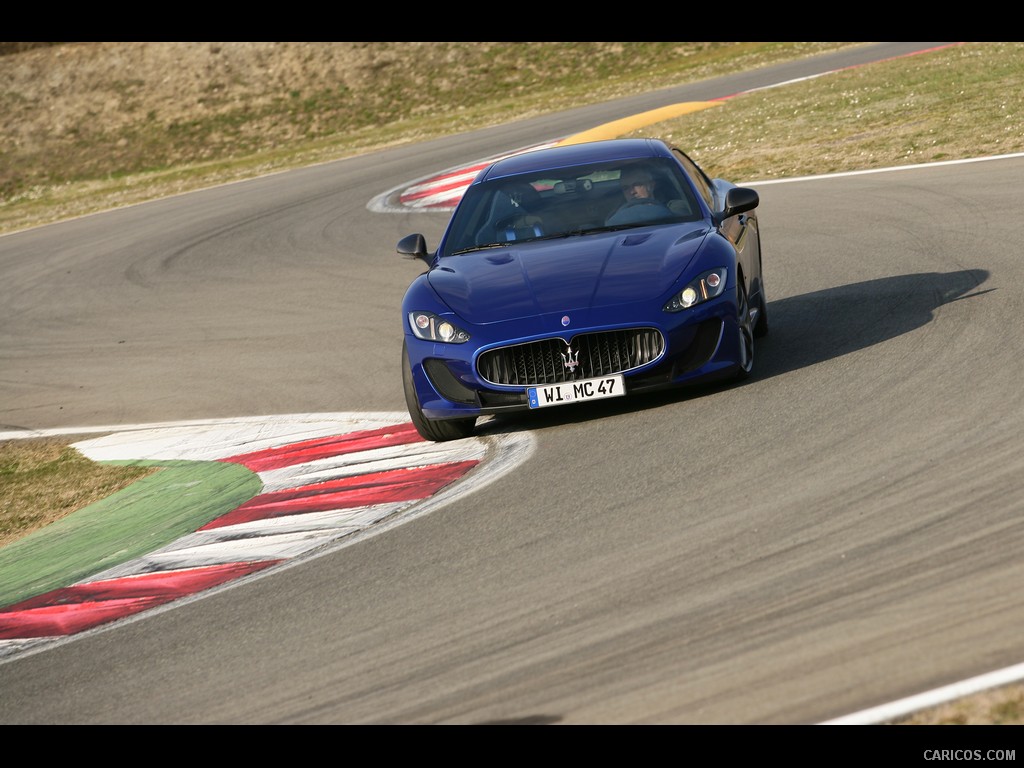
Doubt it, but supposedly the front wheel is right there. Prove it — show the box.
[753,289,769,338]
[402,342,476,442]
[734,282,755,380]
[752,231,769,338]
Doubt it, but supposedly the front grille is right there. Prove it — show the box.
[477,328,665,386]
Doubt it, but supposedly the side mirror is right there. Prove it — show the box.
[721,187,759,221]
[397,233,432,267]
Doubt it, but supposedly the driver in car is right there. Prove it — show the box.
[621,167,657,203]
[605,164,674,226]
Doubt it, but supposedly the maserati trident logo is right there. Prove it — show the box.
[561,343,580,373]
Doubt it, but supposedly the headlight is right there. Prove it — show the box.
[663,268,728,312]
[408,311,470,343]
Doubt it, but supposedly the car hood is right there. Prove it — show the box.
[429,224,710,324]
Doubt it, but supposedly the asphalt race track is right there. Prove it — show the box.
[3,43,1024,726]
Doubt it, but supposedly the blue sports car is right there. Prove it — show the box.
[398,137,768,441]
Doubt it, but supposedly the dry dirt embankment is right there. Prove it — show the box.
[0,42,859,233]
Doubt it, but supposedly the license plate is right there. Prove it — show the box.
[527,375,625,409]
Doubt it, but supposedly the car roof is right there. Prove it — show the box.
[476,138,674,182]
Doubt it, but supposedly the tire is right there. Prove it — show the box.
[754,287,769,338]
[402,342,476,442]
[753,235,769,338]
[735,282,755,380]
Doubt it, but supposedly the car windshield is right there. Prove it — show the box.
[441,157,702,256]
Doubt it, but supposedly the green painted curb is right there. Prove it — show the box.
[0,459,262,608]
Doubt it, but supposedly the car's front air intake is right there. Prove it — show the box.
[477,328,665,386]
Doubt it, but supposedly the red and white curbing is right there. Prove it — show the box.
[0,413,533,660]
[368,141,561,213]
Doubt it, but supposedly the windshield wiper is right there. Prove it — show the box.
[565,223,647,236]
[450,224,643,253]
[450,241,513,255]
